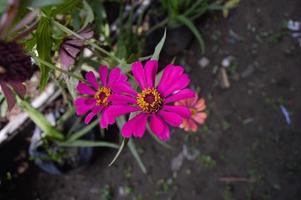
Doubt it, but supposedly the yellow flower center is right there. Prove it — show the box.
[190,108,197,116]
[94,86,111,106]
[136,88,163,113]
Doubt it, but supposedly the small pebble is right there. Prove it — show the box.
[198,57,210,68]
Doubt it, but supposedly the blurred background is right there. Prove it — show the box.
[0,0,301,199]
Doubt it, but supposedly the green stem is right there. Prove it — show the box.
[59,140,119,149]
[67,119,99,142]
[31,54,85,82]
[52,20,124,64]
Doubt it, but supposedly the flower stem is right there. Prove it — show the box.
[31,54,85,82]
[52,20,124,64]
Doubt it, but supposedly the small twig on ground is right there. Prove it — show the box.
[219,67,231,89]
[218,177,254,183]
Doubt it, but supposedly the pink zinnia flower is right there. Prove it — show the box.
[74,66,132,128]
[175,95,207,132]
[106,60,196,141]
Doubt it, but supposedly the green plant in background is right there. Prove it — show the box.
[157,0,210,53]
[198,154,216,169]
[147,0,240,54]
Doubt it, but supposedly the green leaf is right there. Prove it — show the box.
[176,15,205,54]
[151,29,166,61]
[17,96,64,140]
[66,76,79,100]
[115,115,147,173]
[83,0,94,28]
[0,100,7,118]
[0,0,8,14]
[51,0,80,16]
[59,140,119,149]
[108,138,129,166]
[25,0,63,8]
[128,140,147,174]
[36,17,52,90]
[67,119,98,142]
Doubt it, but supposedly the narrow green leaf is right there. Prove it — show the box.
[83,0,94,28]
[151,29,166,61]
[128,140,147,174]
[0,0,8,14]
[0,100,7,118]
[51,0,80,16]
[66,76,79,100]
[59,140,119,149]
[108,138,129,166]
[176,15,205,54]
[67,119,98,142]
[25,0,63,8]
[36,17,52,90]
[17,96,64,140]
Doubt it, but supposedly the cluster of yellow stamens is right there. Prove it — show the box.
[190,108,197,116]
[94,86,111,106]
[136,88,163,113]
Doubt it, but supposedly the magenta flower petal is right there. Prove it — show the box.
[144,60,158,88]
[75,65,133,128]
[160,122,171,141]
[150,114,170,141]
[85,112,96,124]
[110,83,137,96]
[106,105,140,119]
[74,98,96,115]
[122,113,148,138]
[108,68,123,86]
[99,65,108,86]
[76,82,96,95]
[162,105,191,118]
[165,89,196,103]
[84,106,103,124]
[162,74,190,97]
[108,94,136,104]
[157,64,174,87]
[133,114,148,137]
[100,108,111,128]
[150,113,164,136]
[132,61,146,89]
[158,110,182,127]
[0,82,15,110]
[85,71,99,90]
[158,65,184,92]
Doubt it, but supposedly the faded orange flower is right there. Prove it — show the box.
[175,94,207,132]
